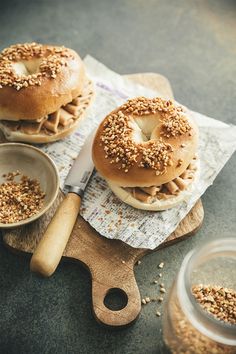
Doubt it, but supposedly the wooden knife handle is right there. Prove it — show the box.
[30,192,81,277]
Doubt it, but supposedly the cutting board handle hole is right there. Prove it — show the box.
[103,288,128,311]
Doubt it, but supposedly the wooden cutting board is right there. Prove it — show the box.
[1,73,204,328]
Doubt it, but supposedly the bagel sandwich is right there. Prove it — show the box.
[0,42,94,143]
[92,97,199,211]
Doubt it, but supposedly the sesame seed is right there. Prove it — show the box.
[158,262,164,269]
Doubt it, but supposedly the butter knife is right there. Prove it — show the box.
[30,131,95,277]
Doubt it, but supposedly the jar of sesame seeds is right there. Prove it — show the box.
[163,238,236,354]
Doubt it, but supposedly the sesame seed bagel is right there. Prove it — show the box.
[0,43,85,120]
[92,97,199,188]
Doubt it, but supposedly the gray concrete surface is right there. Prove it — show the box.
[0,0,235,353]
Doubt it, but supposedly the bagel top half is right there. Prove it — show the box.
[0,42,85,120]
[92,97,198,187]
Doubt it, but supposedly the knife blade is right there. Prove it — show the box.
[65,130,95,196]
[30,130,95,277]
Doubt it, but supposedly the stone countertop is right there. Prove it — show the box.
[0,0,235,353]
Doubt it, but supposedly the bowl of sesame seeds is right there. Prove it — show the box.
[0,143,59,228]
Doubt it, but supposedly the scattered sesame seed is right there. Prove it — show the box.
[158,273,163,277]
[160,288,166,294]
[158,262,164,269]
[156,311,161,317]
[137,260,141,265]
[141,299,146,305]
[145,297,151,303]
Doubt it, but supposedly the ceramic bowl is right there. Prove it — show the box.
[0,143,59,228]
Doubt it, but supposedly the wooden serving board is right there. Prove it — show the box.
[1,73,204,328]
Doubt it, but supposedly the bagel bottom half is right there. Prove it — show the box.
[0,79,94,144]
[0,112,87,144]
[107,159,200,211]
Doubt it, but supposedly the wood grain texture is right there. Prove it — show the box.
[1,73,204,327]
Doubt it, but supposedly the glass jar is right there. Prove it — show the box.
[163,238,236,354]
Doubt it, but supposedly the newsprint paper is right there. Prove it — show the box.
[41,56,236,249]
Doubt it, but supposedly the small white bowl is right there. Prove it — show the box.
[0,143,59,228]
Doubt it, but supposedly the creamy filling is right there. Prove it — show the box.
[123,157,198,204]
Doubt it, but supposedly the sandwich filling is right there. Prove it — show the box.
[0,79,93,136]
[115,156,198,204]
